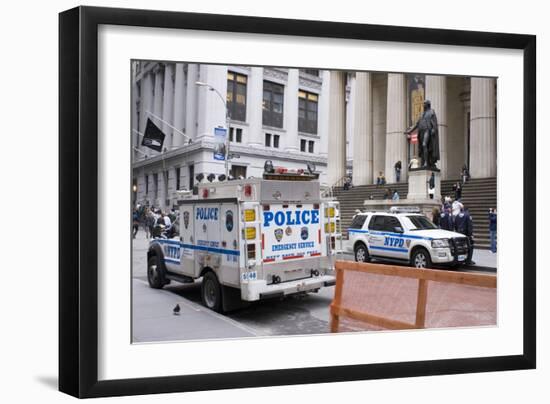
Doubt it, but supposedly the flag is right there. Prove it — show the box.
[408,129,418,144]
[141,118,165,152]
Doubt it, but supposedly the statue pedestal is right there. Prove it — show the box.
[407,169,441,201]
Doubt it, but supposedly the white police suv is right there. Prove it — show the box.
[348,208,470,268]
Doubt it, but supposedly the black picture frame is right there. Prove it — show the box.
[59,6,536,398]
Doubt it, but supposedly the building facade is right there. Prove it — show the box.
[131,62,496,210]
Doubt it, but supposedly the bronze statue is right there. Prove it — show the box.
[406,100,440,169]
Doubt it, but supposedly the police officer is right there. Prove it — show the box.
[454,208,475,265]
[440,207,454,231]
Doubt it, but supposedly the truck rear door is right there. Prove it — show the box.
[261,203,323,265]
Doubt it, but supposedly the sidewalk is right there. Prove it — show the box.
[132,279,259,343]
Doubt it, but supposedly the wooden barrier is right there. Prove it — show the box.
[330,260,497,332]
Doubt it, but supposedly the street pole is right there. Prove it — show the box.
[196,81,230,177]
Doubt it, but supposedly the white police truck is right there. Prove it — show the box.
[146,163,341,312]
[348,208,470,268]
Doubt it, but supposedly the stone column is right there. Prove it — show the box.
[327,71,347,185]
[352,72,373,185]
[139,72,154,155]
[247,67,264,147]
[318,70,331,160]
[284,68,300,152]
[185,63,199,140]
[152,68,164,156]
[172,63,186,148]
[161,64,175,151]
[131,81,139,155]
[469,77,496,178]
[425,75,448,178]
[385,73,408,183]
[197,64,228,141]
[372,74,387,184]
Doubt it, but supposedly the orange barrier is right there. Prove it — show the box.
[330,260,497,333]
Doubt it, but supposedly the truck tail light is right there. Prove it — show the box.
[263,204,270,211]
[313,203,320,209]
[325,222,336,233]
[245,227,256,240]
[244,209,256,222]
[244,184,253,197]
[202,188,209,198]
[325,207,335,217]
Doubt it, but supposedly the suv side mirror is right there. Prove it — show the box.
[394,226,404,233]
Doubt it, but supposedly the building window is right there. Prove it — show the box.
[308,140,314,153]
[298,90,318,134]
[153,173,159,200]
[175,167,181,191]
[230,165,247,179]
[264,133,280,148]
[302,69,319,77]
[229,127,242,143]
[227,72,247,122]
[262,81,284,128]
[300,139,306,152]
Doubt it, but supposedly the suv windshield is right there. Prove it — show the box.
[406,215,437,230]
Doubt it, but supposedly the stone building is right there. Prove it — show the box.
[131,61,496,210]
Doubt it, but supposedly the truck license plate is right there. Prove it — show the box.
[458,254,466,261]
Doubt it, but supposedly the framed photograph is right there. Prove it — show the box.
[59,6,536,398]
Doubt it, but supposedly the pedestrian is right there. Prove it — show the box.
[427,172,435,199]
[432,206,441,227]
[132,209,139,238]
[440,206,454,231]
[392,189,400,201]
[461,164,470,184]
[145,208,155,239]
[489,208,497,253]
[394,160,402,182]
[383,188,392,200]
[343,176,351,191]
[376,171,386,186]
[453,181,462,200]
[454,207,475,265]
[451,199,463,218]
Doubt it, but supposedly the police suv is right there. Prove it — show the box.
[348,208,470,268]
[146,162,341,313]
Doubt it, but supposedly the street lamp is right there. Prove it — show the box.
[195,81,230,177]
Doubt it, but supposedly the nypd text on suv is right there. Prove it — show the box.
[348,208,470,268]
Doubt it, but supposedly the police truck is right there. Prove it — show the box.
[146,162,341,312]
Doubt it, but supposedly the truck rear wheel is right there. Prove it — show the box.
[147,255,165,289]
[201,271,222,312]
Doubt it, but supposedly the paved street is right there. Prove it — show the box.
[132,228,496,343]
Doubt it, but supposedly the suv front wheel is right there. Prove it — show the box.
[411,248,432,269]
[354,243,370,263]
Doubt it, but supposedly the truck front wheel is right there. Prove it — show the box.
[147,255,166,289]
[201,271,222,312]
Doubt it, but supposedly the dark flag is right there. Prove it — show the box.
[141,118,165,152]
